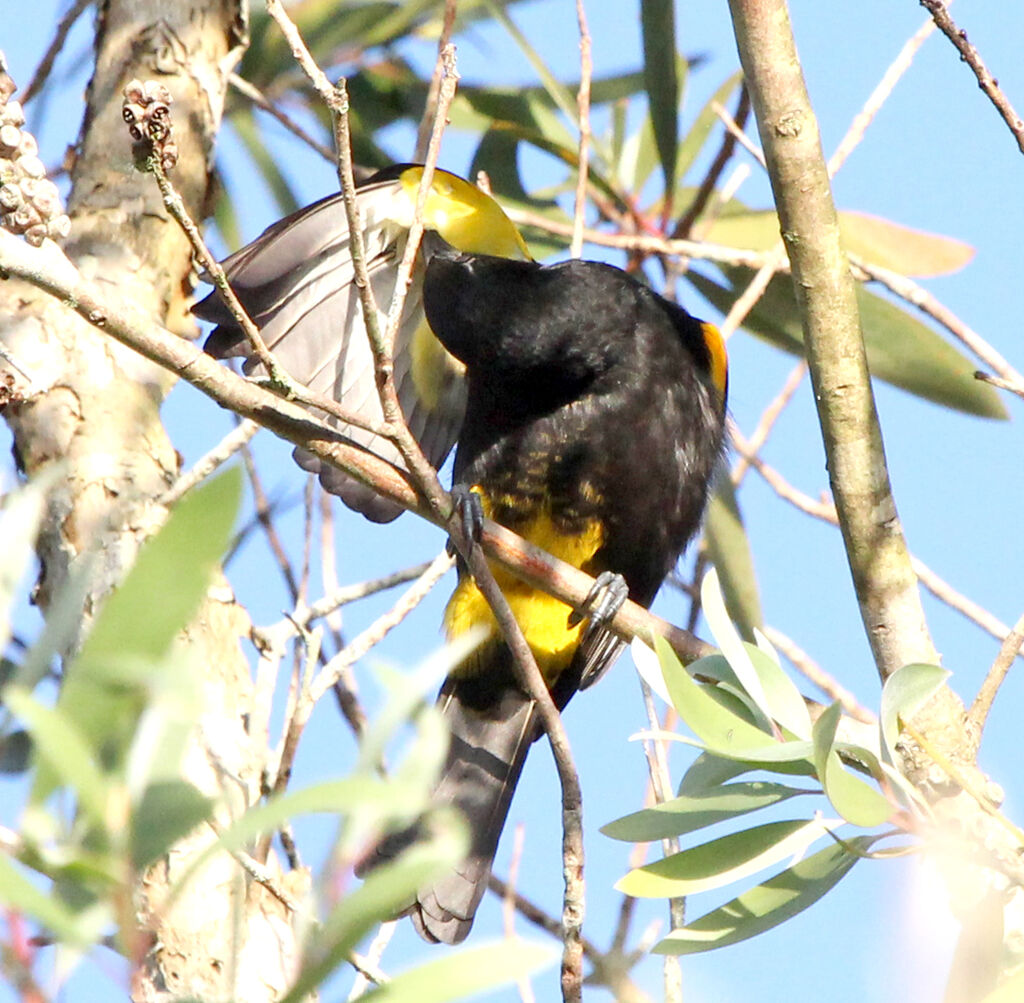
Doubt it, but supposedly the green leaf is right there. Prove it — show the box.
[879,662,950,764]
[641,0,679,190]
[687,267,1007,419]
[361,939,556,1003]
[131,781,213,871]
[703,478,763,640]
[658,638,774,751]
[812,703,891,828]
[700,570,774,731]
[602,782,815,842]
[617,817,842,898]
[656,639,816,765]
[693,646,813,741]
[704,209,975,277]
[653,836,867,954]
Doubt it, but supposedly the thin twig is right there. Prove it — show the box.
[309,549,455,704]
[762,626,875,723]
[852,255,1024,387]
[730,361,807,485]
[827,13,937,175]
[347,921,396,998]
[637,681,683,1003]
[240,441,300,602]
[673,85,751,241]
[414,0,458,161]
[504,825,537,1003]
[920,0,1024,155]
[229,73,336,162]
[974,371,1024,400]
[731,426,1024,658]
[570,0,593,260]
[160,418,259,506]
[968,611,1024,737]
[487,873,602,962]
[18,0,91,105]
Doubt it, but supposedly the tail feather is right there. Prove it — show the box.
[363,673,538,944]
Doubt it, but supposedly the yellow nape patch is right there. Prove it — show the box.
[398,167,532,261]
[444,501,604,683]
[701,321,729,404]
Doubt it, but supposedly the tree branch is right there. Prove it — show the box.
[727,0,938,679]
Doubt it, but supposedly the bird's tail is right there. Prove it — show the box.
[367,670,539,945]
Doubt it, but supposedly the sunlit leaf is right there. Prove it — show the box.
[703,209,974,277]
[879,662,950,764]
[700,569,774,731]
[617,817,842,898]
[602,782,815,842]
[688,267,1007,419]
[656,639,814,765]
[653,837,868,954]
[812,703,891,828]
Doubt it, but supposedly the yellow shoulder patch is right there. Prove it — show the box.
[701,321,729,405]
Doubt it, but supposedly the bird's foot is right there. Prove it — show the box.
[446,484,485,556]
[568,570,629,630]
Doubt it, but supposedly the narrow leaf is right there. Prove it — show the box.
[653,837,867,954]
[812,703,891,828]
[641,0,679,189]
[879,662,950,764]
[602,782,815,842]
[617,817,842,898]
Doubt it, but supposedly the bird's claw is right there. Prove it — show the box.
[568,570,629,630]
[446,484,485,556]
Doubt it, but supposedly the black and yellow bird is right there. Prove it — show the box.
[194,164,531,521]
[369,241,728,943]
[195,165,728,944]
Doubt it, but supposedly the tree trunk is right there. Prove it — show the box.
[1,2,301,998]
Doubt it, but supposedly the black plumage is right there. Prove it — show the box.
[379,247,728,943]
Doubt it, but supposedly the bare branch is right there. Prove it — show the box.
[570,0,593,260]
[921,0,1024,155]
[968,611,1024,738]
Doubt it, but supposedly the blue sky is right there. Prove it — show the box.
[4,1,1024,1000]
